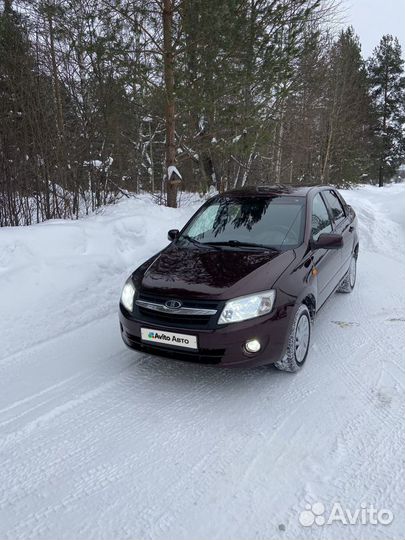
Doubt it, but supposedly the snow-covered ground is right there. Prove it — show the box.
[0,184,404,540]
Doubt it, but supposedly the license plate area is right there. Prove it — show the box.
[141,328,198,350]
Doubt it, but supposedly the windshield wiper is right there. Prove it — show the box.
[203,240,278,251]
[181,234,206,247]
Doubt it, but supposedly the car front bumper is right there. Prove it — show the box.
[119,303,294,368]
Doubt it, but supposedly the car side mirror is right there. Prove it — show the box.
[168,229,179,241]
[312,233,343,250]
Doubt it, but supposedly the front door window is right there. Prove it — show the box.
[312,194,333,240]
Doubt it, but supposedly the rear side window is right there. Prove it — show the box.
[323,190,345,224]
[312,193,332,240]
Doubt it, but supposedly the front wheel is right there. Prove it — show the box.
[274,305,311,373]
[337,252,357,293]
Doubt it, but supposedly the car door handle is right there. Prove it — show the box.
[349,226,354,232]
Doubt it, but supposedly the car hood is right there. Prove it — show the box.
[137,243,295,300]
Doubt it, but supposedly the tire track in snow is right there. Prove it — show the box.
[2,320,366,539]
[124,370,335,539]
[0,364,135,451]
[0,374,80,416]
[0,309,114,368]
[3,362,323,539]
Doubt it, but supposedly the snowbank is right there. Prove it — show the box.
[0,195,198,361]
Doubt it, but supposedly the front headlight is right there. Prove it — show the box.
[121,277,136,312]
[218,290,276,325]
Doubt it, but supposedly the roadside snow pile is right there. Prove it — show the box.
[0,183,404,540]
[341,183,405,258]
[0,195,198,361]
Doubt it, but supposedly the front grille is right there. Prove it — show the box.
[124,333,224,364]
[138,307,211,326]
[135,292,222,329]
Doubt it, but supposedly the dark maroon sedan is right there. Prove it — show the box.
[119,185,358,371]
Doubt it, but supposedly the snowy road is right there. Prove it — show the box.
[1,185,404,539]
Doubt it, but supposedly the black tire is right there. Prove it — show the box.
[274,304,311,373]
[337,252,357,293]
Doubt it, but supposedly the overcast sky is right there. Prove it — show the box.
[342,0,405,58]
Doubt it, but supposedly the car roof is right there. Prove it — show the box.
[221,184,328,198]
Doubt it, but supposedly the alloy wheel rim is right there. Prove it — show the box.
[350,256,356,288]
[295,314,310,363]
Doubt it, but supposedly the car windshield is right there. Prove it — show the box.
[181,195,306,250]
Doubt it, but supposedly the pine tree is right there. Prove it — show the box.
[368,35,405,186]
[280,29,328,184]
[176,0,322,191]
[322,28,375,185]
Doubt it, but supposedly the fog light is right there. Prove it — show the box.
[245,339,261,354]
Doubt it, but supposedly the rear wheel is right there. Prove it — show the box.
[337,252,357,293]
[274,305,311,373]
